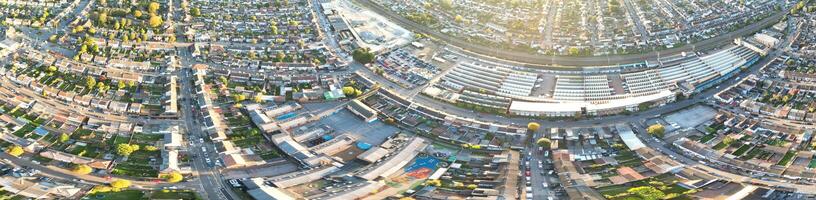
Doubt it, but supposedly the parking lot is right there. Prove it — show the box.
[318,109,399,145]
[663,105,718,128]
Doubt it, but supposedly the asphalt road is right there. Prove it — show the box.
[354,0,786,68]
[177,47,235,200]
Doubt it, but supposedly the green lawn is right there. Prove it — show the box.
[259,150,281,160]
[12,124,36,137]
[85,190,146,200]
[112,150,160,177]
[808,156,816,168]
[777,151,797,166]
[712,141,728,150]
[112,163,158,177]
[132,134,163,144]
[699,134,716,143]
[732,145,750,156]
[150,190,201,200]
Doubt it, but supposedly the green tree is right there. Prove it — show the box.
[536,138,551,148]
[148,2,161,15]
[72,164,93,175]
[86,76,97,89]
[219,76,229,86]
[647,124,665,138]
[6,145,24,157]
[233,94,247,102]
[254,93,265,103]
[270,25,278,35]
[191,8,201,17]
[148,15,163,28]
[342,86,355,96]
[133,10,143,19]
[98,12,108,24]
[352,48,376,64]
[527,122,540,131]
[722,137,736,146]
[59,133,70,143]
[439,0,453,9]
[276,51,286,61]
[47,65,57,72]
[568,47,580,55]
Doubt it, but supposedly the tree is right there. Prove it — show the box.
[98,12,108,24]
[270,25,279,35]
[527,122,540,131]
[118,81,126,89]
[148,2,161,15]
[646,124,665,138]
[352,48,375,64]
[627,186,665,200]
[72,164,93,175]
[6,145,24,157]
[116,143,139,156]
[439,0,453,9]
[568,47,580,55]
[59,133,70,143]
[191,8,201,17]
[425,179,441,187]
[536,138,551,148]
[86,76,96,89]
[47,65,57,73]
[276,51,286,61]
[466,184,477,190]
[110,179,131,190]
[164,172,183,183]
[233,94,247,102]
[722,137,736,146]
[254,93,264,103]
[133,10,143,18]
[149,15,163,28]
[219,76,229,86]
[342,86,355,96]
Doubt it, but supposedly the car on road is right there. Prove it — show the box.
[525,170,531,176]
[205,158,212,164]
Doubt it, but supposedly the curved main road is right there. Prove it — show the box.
[354,0,785,68]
